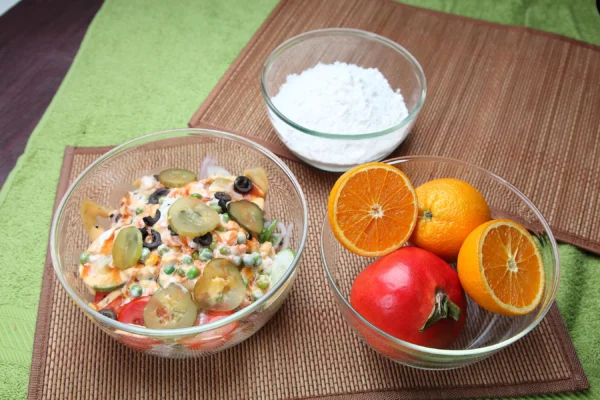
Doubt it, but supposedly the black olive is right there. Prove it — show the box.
[246,232,252,241]
[168,225,179,236]
[234,176,253,194]
[114,213,122,223]
[148,188,170,204]
[193,232,213,247]
[153,174,160,181]
[98,309,117,320]
[214,192,232,202]
[142,209,161,226]
[139,228,162,249]
[214,192,232,213]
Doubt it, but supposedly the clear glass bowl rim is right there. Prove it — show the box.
[321,155,561,356]
[260,28,427,140]
[50,128,309,338]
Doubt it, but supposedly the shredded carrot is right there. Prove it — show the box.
[81,265,92,279]
[99,232,115,255]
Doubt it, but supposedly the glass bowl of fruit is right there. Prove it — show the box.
[321,157,559,369]
[50,128,308,358]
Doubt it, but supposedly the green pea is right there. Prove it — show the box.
[257,276,270,290]
[219,247,231,256]
[157,244,170,255]
[135,207,144,215]
[222,213,230,223]
[191,193,202,199]
[186,266,199,279]
[210,203,222,212]
[200,248,213,261]
[252,253,262,267]
[192,251,200,260]
[158,197,165,204]
[139,248,151,262]
[209,241,217,250]
[177,267,186,276]
[232,256,242,267]
[216,226,226,232]
[237,232,247,244]
[181,254,193,265]
[129,285,143,298]
[242,254,255,266]
[163,265,175,275]
[79,252,90,264]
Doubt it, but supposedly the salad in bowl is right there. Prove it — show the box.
[50,129,307,357]
[81,166,295,330]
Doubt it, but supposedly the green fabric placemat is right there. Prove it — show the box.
[0,0,598,398]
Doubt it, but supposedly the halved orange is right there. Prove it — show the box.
[457,219,545,316]
[327,162,418,257]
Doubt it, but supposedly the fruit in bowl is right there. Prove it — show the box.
[328,162,545,350]
[351,246,466,349]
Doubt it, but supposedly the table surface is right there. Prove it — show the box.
[0,0,102,188]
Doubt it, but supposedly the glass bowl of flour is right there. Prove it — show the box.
[261,28,426,171]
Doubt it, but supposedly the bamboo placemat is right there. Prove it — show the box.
[189,0,600,255]
[28,140,588,399]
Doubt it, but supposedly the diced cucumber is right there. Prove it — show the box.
[270,249,296,286]
[81,260,128,292]
[93,283,126,293]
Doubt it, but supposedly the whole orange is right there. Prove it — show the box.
[410,178,491,260]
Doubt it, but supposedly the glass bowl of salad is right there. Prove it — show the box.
[321,156,559,369]
[50,129,308,358]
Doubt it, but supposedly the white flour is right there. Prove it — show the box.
[270,62,411,169]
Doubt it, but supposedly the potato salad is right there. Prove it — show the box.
[79,166,294,329]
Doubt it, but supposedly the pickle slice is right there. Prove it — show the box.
[158,168,197,188]
[168,196,219,237]
[112,226,143,270]
[143,284,198,329]
[227,200,264,235]
[193,259,245,311]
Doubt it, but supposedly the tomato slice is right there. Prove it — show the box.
[178,311,238,350]
[94,291,109,303]
[117,296,150,326]
[118,334,161,351]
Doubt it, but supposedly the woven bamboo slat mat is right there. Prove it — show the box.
[189,0,600,255]
[28,137,588,400]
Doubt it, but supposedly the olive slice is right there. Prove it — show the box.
[227,200,264,235]
[193,232,213,247]
[158,168,197,188]
[140,228,162,249]
[193,259,246,311]
[81,200,116,241]
[142,209,161,226]
[167,196,220,237]
[148,188,170,204]
[112,226,143,270]
[234,176,253,194]
[143,283,198,329]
